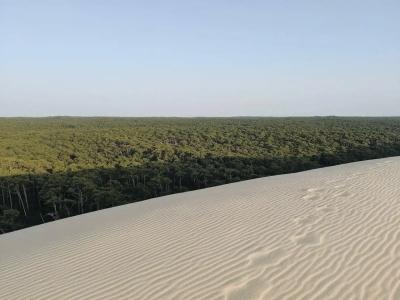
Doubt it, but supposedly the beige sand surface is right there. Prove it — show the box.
[1,157,400,299]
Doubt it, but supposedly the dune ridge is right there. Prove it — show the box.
[1,157,400,299]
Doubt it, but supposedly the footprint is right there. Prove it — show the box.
[291,231,324,246]
[226,275,270,300]
[226,248,287,300]
[302,194,320,201]
[316,205,334,213]
[302,187,325,201]
[247,248,287,267]
[306,187,325,193]
[334,191,351,198]
[333,184,346,189]
[293,215,319,226]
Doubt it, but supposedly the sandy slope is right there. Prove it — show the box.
[1,157,400,300]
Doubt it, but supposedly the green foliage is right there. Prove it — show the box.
[1,117,400,233]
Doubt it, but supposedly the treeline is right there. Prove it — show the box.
[1,117,400,233]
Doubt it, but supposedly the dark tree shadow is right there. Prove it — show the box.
[1,141,400,233]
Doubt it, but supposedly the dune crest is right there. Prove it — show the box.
[1,157,400,299]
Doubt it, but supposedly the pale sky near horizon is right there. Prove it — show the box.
[1,0,399,117]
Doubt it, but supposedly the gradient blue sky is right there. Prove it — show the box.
[1,0,399,116]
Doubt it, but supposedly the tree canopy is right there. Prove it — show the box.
[1,117,400,233]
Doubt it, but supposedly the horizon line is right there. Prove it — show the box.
[1,115,400,119]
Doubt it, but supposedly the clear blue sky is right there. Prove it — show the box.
[1,0,399,116]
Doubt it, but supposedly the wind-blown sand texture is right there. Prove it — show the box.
[1,157,400,300]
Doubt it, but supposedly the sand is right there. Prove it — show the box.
[1,157,400,299]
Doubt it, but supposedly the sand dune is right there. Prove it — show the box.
[2,157,400,299]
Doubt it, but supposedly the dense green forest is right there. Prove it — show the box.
[1,117,400,233]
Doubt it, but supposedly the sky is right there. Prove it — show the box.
[0,0,399,117]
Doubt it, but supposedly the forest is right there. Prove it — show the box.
[1,117,400,233]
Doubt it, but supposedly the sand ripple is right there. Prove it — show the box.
[1,157,400,299]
